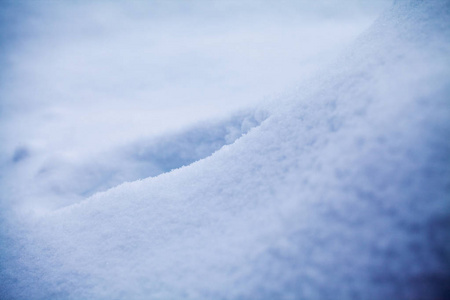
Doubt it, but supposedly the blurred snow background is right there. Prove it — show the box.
[0,0,391,211]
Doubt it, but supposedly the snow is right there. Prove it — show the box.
[0,0,388,211]
[1,0,450,299]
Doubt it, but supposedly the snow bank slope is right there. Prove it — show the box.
[5,0,450,299]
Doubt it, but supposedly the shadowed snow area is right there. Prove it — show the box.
[2,109,268,211]
[1,0,450,299]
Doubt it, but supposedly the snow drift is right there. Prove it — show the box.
[1,0,450,299]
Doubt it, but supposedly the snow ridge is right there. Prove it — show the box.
[2,0,450,299]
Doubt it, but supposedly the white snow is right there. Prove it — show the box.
[1,0,450,299]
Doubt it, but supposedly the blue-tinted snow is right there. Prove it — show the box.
[1,0,450,299]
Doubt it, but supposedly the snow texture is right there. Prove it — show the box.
[1,0,450,299]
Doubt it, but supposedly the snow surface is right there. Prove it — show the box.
[1,0,450,299]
